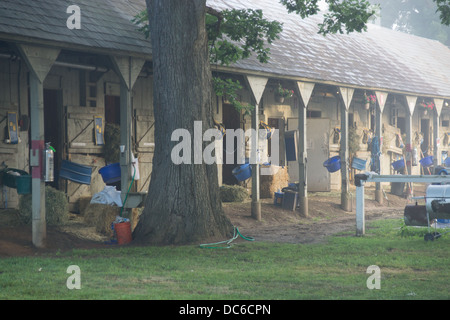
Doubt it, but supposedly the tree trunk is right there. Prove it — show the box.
[133,0,233,245]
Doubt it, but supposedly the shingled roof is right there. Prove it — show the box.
[0,0,150,57]
[208,0,450,100]
[0,0,449,99]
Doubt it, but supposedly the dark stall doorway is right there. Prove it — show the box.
[105,95,120,125]
[43,89,63,189]
[222,103,242,185]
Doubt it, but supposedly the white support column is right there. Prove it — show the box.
[17,44,59,248]
[434,99,444,166]
[405,96,417,196]
[339,87,354,212]
[296,81,315,217]
[374,92,387,203]
[111,56,145,212]
[245,76,268,221]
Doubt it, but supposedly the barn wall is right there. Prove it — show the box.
[132,73,154,193]
[0,58,29,209]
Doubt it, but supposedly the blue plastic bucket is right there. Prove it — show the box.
[392,158,405,171]
[99,163,121,184]
[59,160,92,185]
[351,158,367,171]
[323,156,341,173]
[445,157,450,167]
[419,156,433,168]
[232,163,252,181]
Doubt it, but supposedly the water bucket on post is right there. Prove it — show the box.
[392,158,405,172]
[99,163,121,184]
[232,163,252,181]
[323,156,341,173]
[114,221,132,245]
[351,157,367,171]
[444,157,450,167]
[419,156,433,168]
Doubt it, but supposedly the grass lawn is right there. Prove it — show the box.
[0,219,448,300]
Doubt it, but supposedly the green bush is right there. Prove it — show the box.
[18,186,69,225]
[220,184,249,202]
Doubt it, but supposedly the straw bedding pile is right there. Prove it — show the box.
[220,185,249,202]
[82,203,143,237]
[82,204,120,237]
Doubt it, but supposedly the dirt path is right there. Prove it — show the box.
[224,189,409,244]
[0,186,420,257]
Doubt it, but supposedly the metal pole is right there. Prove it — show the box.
[356,182,365,236]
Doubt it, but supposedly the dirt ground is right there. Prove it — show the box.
[0,185,425,257]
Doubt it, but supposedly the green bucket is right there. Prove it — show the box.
[2,169,31,194]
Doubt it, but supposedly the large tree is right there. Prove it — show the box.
[132,0,376,245]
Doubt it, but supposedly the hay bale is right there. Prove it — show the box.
[220,185,249,202]
[130,207,143,231]
[83,204,120,237]
[18,186,69,225]
[260,166,289,198]
[77,196,92,215]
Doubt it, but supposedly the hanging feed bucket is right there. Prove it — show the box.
[323,156,341,173]
[392,158,405,171]
[232,163,252,181]
[444,157,450,167]
[419,156,433,168]
[2,169,31,194]
[351,157,367,171]
[59,160,92,185]
[99,163,121,184]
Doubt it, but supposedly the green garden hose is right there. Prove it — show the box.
[199,226,255,249]
[120,165,136,216]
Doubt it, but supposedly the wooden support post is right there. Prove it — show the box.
[296,81,315,217]
[434,99,444,167]
[245,76,268,221]
[297,101,308,216]
[111,56,145,216]
[406,96,418,197]
[339,87,354,212]
[251,101,261,221]
[17,44,59,248]
[375,92,387,202]
[29,73,46,248]
[374,102,383,203]
[405,108,413,196]
[120,80,132,200]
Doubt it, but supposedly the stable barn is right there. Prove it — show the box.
[208,0,450,216]
[1,0,450,246]
[0,0,155,246]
